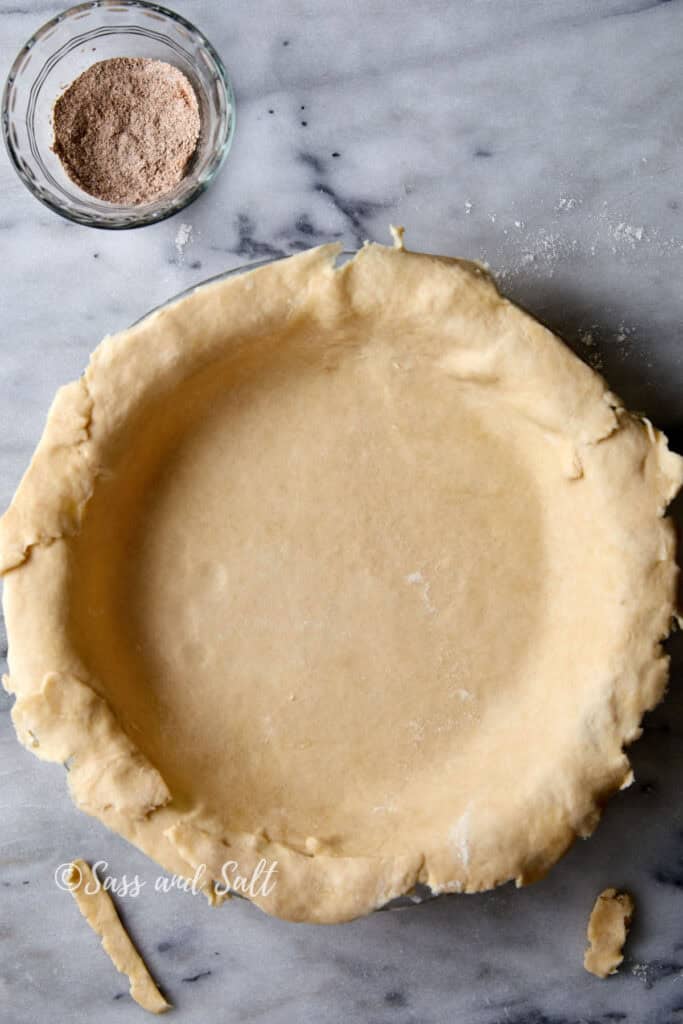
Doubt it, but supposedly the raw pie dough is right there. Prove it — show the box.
[67,860,170,1013]
[584,888,634,978]
[1,239,681,924]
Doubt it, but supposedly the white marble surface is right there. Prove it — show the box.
[2,1,683,1022]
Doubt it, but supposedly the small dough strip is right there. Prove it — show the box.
[584,887,634,978]
[67,859,171,1014]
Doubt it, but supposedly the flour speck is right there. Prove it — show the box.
[450,805,472,869]
[555,195,580,213]
[175,222,193,261]
[611,222,644,247]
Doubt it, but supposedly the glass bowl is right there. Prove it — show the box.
[2,0,235,229]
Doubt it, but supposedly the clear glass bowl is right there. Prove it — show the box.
[2,0,235,229]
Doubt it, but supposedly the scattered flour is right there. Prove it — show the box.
[615,323,635,351]
[174,222,193,261]
[469,193,680,384]
[630,961,683,986]
[405,570,436,615]
[261,713,275,742]
[578,327,603,371]
[450,805,472,869]
[493,227,573,281]
[372,800,398,815]
[480,191,678,285]
[555,195,581,212]
[630,963,648,983]
[575,320,635,373]
[610,222,644,250]
[407,718,426,742]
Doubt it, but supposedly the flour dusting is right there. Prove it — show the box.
[554,195,580,212]
[450,805,472,869]
[480,187,682,286]
[175,222,193,261]
[405,570,437,615]
[610,222,644,249]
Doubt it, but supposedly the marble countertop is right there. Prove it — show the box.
[1,1,683,1021]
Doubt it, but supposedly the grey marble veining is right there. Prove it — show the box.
[1,1,683,1022]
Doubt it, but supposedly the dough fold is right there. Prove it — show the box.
[10,672,170,819]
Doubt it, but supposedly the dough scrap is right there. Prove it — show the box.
[1,238,681,923]
[584,887,635,978]
[67,860,170,1013]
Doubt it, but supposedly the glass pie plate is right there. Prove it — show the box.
[135,255,436,912]
[1,242,679,924]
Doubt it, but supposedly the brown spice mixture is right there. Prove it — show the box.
[52,57,201,205]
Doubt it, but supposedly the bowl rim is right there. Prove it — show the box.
[131,255,290,326]
[131,250,362,328]
[1,0,236,230]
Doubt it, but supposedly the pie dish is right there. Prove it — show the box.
[1,237,681,924]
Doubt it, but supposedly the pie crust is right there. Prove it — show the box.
[1,239,681,923]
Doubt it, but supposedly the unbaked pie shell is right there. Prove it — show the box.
[1,239,681,923]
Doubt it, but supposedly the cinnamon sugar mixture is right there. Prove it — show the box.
[52,57,201,205]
